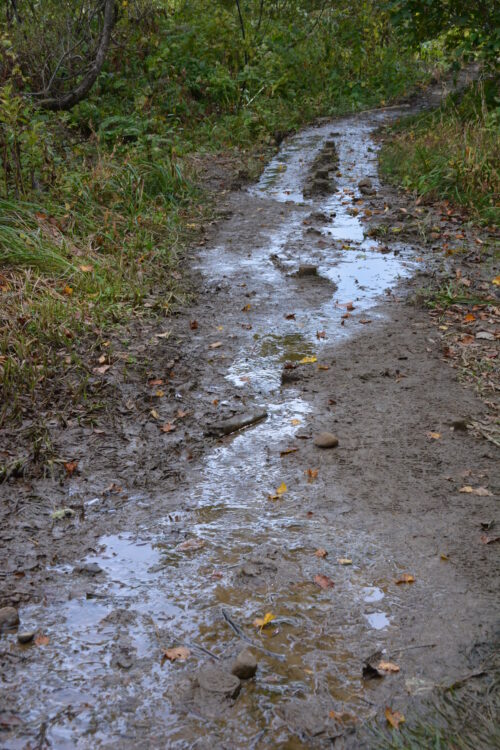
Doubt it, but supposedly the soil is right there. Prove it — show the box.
[0,70,498,748]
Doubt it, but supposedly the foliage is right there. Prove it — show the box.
[387,0,500,65]
[379,79,500,225]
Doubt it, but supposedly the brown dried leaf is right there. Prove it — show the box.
[378,661,400,673]
[385,707,405,729]
[176,538,205,552]
[314,574,334,589]
[64,460,78,476]
[163,646,190,662]
[315,548,328,558]
[35,634,50,647]
[395,573,415,584]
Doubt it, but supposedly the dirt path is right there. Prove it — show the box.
[1,90,498,748]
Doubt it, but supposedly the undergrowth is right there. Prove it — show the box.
[379,78,500,225]
[0,1,430,424]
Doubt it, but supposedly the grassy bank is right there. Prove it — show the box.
[379,78,500,225]
[0,2,428,425]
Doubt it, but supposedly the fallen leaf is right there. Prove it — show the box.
[385,707,405,729]
[148,378,163,386]
[241,303,251,312]
[395,574,415,584]
[346,302,355,311]
[316,330,326,339]
[161,422,176,433]
[35,635,49,647]
[290,418,301,426]
[463,313,476,323]
[306,468,318,481]
[329,709,358,724]
[176,538,205,552]
[190,320,198,330]
[155,390,165,398]
[93,364,111,374]
[163,646,190,661]
[212,399,219,406]
[480,534,500,545]
[176,409,189,418]
[98,354,107,364]
[79,264,93,272]
[315,548,328,558]
[440,553,449,561]
[314,574,334,589]
[493,276,500,286]
[150,409,160,419]
[338,558,352,565]
[280,447,298,456]
[318,364,330,371]
[209,341,222,349]
[360,319,372,324]
[285,313,296,320]
[64,460,78,476]
[62,285,73,296]
[378,661,400,673]
[299,356,317,364]
[427,431,441,440]
[459,486,492,496]
[276,482,287,496]
[253,612,275,630]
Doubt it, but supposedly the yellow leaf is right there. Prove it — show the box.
[378,661,400,673]
[299,356,317,364]
[338,558,352,565]
[150,409,160,419]
[427,432,441,440]
[290,418,301,426]
[62,285,73,296]
[395,573,415,584]
[459,485,492,496]
[318,364,329,370]
[385,707,405,729]
[79,264,93,272]
[492,275,500,286]
[253,612,275,630]
[276,482,287,496]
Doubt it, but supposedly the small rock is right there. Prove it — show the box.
[313,432,339,449]
[197,665,241,699]
[358,178,372,189]
[296,265,318,277]
[0,606,20,632]
[75,562,103,576]
[207,410,267,437]
[231,649,257,680]
[451,418,469,432]
[476,331,495,341]
[17,631,35,644]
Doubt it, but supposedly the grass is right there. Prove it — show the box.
[365,675,500,750]
[379,79,500,225]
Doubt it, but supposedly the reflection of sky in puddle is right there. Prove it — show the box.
[363,586,385,603]
[365,612,390,630]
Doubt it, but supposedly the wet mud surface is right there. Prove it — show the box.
[1,96,499,748]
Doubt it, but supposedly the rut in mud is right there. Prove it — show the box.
[1,105,498,749]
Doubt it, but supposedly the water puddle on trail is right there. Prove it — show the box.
[5,111,422,749]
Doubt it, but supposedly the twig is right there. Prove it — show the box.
[390,643,436,655]
[221,608,286,661]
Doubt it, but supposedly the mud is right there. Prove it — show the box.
[1,76,498,748]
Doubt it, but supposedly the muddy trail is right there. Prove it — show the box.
[1,91,499,748]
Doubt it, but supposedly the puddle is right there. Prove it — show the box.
[5,110,427,749]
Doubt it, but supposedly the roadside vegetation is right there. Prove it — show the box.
[379,78,500,226]
[0,0,428,424]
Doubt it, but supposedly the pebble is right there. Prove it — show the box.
[17,631,35,644]
[197,665,241,699]
[75,562,103,576]
[0,606,20,632]
[231,649,257,680]
[296,265,318,277]
[313,432,339,449]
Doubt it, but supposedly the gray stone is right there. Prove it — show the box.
[197,665,241,698]
[17,631,35,644]
[75,562,103,576]
[313,432,339,449]
[296,265,318,277]
[231,649,257,680]
[0,606,19,632]
[207,410,267,437]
